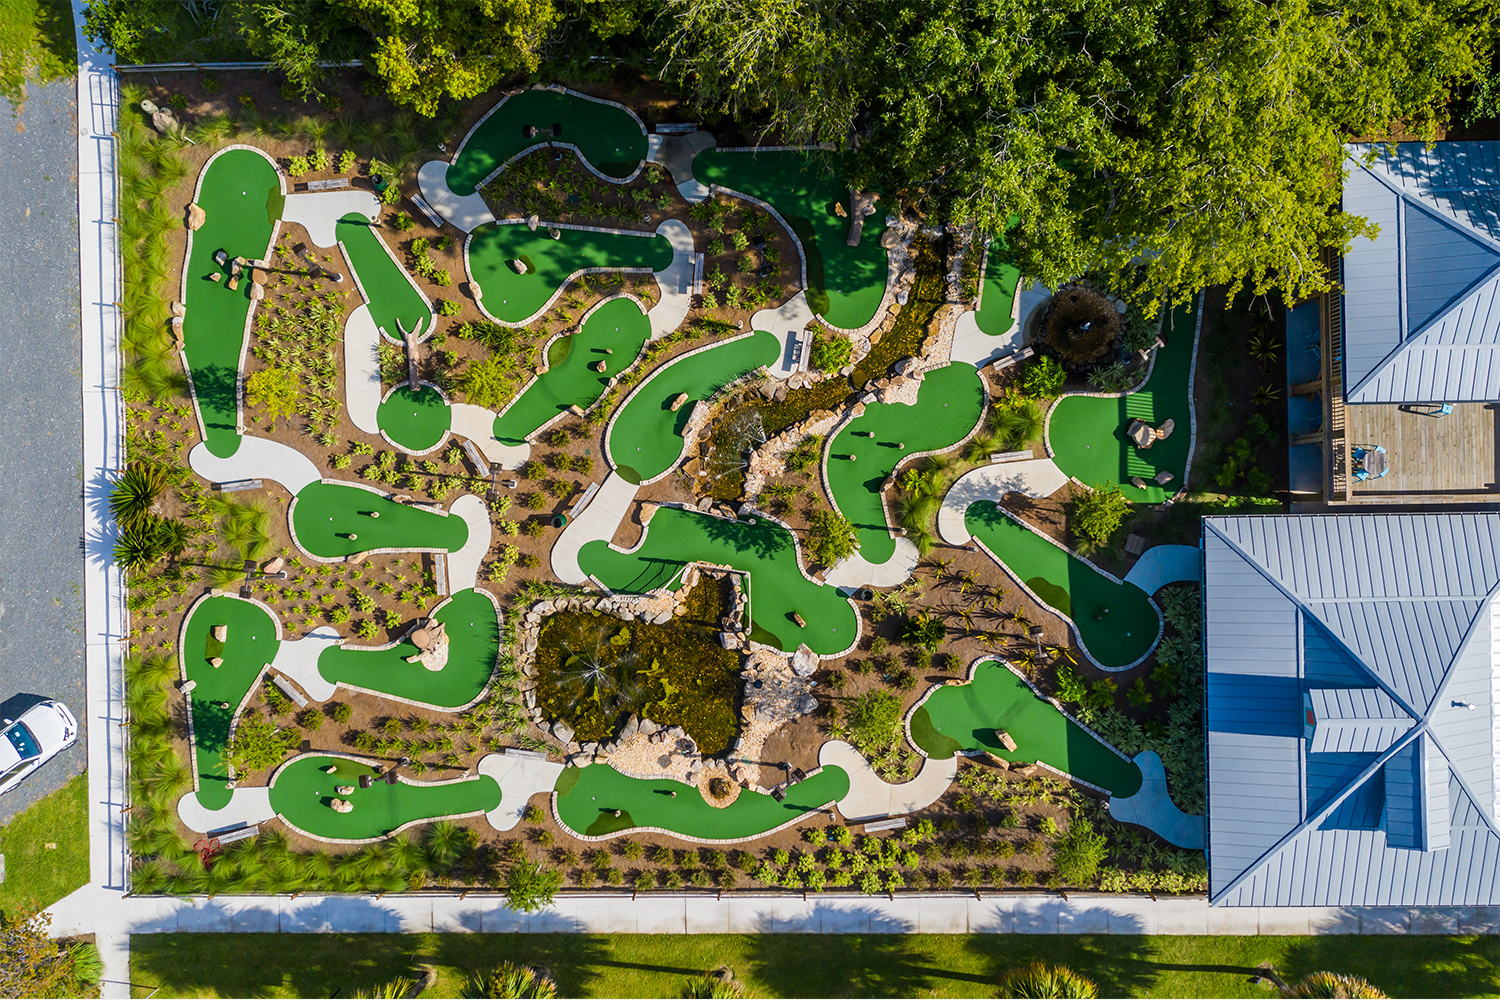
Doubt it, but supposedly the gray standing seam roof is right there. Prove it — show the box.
[1204,513,1500,907]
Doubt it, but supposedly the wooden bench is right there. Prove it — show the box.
[215,479,264,493]
[272,674,309,708]
[568,481,601,518]
[460,438,492,477]
[432,552,449,597]
[655,122,699,134]
[409,190,444,229]
[990,346,1035,371]
[988,449,1033,464]
[210,823,260,845]
[863,817,908,833]
[304,177,350,192]
[504,747,550,761]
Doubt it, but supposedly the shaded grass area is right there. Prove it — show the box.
[336,215,432,340]
[182,149,281,457]
[826,364,985,562]
[912,662,1142,796]
[377,384,452,452]
[694,148,889,331]
[0,0,72,107]
[964,504,1158,669]
[578,507,857,654]
[318,588,500,708]
[128,932,1495,998]
[494,297,650,444]
[182,597,281,809]
[290,481,468,560]
[555,763,849,840]
[1048,298,1197,502]
[267,754,499,842]
[607,331,779,482]
[448,90,647,193]
[0,773,87,919]
[467,223,670,323]
[972,238,1023,336]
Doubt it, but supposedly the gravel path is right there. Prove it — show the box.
[0,77,86,822]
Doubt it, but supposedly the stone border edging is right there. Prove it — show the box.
[549,789,841,845]
[285,480,470,567]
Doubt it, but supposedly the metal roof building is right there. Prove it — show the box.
[1341,142,1500,404]
[1204,513,1500,906]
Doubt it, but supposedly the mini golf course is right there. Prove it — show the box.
[692,148,889,331]
[963,503,1158,669]
[826,364,985,562]
[1048,297,1197,503]
[317,589,500,708]
[467,223,672,324]
[446,89,647,194]
[607,331,780,483]
[182,148,281,457]
[337,214,431,340]
[909,661,1142,797]
[377,384,452,453]
[577,506,858,655]
[971,238,1022,336]
[494,297,651,445]
[554,760,850,840]
[181,596,281,809]
[268,754,501,842]
[290,481,469,560]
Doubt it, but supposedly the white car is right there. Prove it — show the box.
[0,700,78,795]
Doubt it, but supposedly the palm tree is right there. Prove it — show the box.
[995,961,1098,999]
[462,963,557,999]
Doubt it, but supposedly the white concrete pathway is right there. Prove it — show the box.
[1108,751,1205,850]
[649,219,696,340]
[188,436,322,494]
[344,304,383,434]
[751,291,817,379]
[281,189,379,247]
[647,131,716,204]
[550,471,639,585]
[950,307,1022,368]
[416,159,496,233]
[446,494,492,593]
[478,751,567,832]
[937,460,1069,545]
[270,626,342,702]
[450,403,528,467]
[1123,544,1201,594]
[823,537,921,590]
[177,787,276,836]
[819,740,957,823]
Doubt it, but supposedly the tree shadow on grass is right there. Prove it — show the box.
[424,930,613,998]
[963,931,1159,999]
[1280,933,1499,999]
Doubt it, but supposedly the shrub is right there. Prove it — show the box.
[337,149,356,173]
[1070,482,1131,547]
[437,299,462,317]
[220,711,296,776]
[902,610,946,651]
[298,708,324,731]
[995,962,1099,1000]
[331,702,353,724]
[392,212,415,231]
[1052,817,1108,886]
[504,859,563,913]
[806,508,857,566]
[810,331,853,372]
[845,690,903,759]
[1018,356,1066,397]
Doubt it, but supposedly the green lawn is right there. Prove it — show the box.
[826,364,985,562]
[693,148,889,331]
[377,384,452,453]
[964,503,1158,669]
[0,773,87,919]
[607,331,779,482]
[182,596,281,809]
[447,89,647,193]
[467,223,671,324]
[494,296,651,445]
[290,481,469,560]
[336,214,431,341]
[266,755,499,842]
[554,763,849,840]
[1047,297,1197,503]
[128,932,1495,998]
[182,149,281,457]
[0,0,73,107]
[972,238,1022,336]
[317,589,499,708]
[578,506,857,655]
[911,661,1142,797]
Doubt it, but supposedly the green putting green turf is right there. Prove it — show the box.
[607,332,780,482]
[447,89,647,194]
[826,364,985,562]
[290,482,468,560]
[376,385,451,453]
[911,661,1142,797]
[335,214,431,340]
[964,504,1158,668]
[972,238,1022,336]
[578,506,857,654]
[554,762,850,840]
[692,148,889,331]
[494,297,650,445]
[467,223,671,323]
[1048,297,1197,502]
[182,597,281,809]
[267,755,500,842]
[182,149,280,457]
[317,589,500,708]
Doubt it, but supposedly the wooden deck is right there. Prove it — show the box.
[1346,403,1499,498]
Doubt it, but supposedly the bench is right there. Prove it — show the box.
[655,122,699,134]
[691,252,705,296]
[302,177,350,192]
[210,823,260,845]
[271,674,309,708]
[460,438,492,477]
[432,552,449,597]
[215,479,263,493]
[504,747,550,761]
[568,481,600,518]
[990,346,1035,371]
[988,449,1033,464]
[863,817,908,833]
[409,190,444,229]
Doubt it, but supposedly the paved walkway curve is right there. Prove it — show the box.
[1122,543,1202,594]
[817,740,957,823]
[936,461,1070,545]
[550,471,639,585]
[187,435,322,493]
[1107,750,1205,850]
[478,751,567,832]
